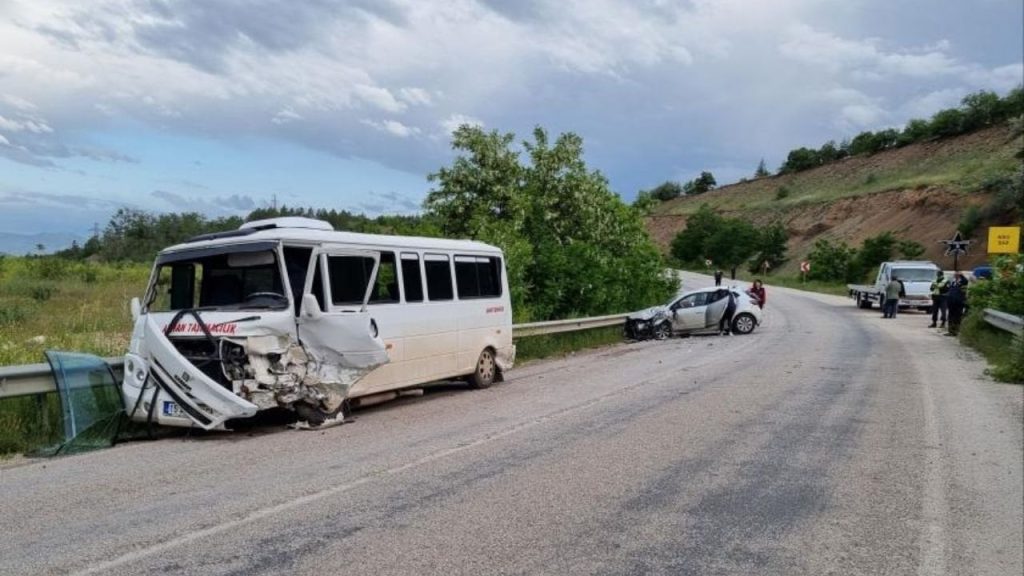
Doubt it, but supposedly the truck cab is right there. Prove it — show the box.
[875,261,940,310]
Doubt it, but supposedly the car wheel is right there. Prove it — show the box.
[654,322,671,340]
[468,348,496,389]
[732,313,756,335]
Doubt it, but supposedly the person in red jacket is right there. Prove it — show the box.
[747,279,766,309]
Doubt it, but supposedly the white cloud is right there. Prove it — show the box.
[439,113,484,136]
[399,87,432,107]
[362,118,420,138]
[0,0,1019,214]
[353,84,407,113]
[271,108,303,125]
[0,113,53,133]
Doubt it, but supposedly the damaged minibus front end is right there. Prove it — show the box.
[123,239,389,430]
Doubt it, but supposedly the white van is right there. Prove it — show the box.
[122,217,515,430]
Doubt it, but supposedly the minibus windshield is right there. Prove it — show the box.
[146,243,288,312]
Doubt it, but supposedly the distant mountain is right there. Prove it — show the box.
[0,232,85,255]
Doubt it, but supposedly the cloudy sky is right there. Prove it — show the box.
[0,0,1021,242]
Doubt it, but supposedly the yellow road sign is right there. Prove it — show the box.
[987,226,1020,254]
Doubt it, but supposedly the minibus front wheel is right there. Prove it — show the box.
[468,348,496,389]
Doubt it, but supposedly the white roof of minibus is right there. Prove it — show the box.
[160,226,502,255]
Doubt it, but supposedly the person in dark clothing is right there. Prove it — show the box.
[719,289,737,335]
[747,279,766,309]
[946,273,969,336]
[714,269,723,287]
[929,270,949,328]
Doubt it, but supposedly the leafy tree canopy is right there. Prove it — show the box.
[426,125,677,321]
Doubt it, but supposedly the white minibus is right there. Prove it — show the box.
[122,217,515,429]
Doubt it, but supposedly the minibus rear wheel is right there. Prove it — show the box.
[468,348,496,389]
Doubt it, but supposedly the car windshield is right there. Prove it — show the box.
[892,268,938,282]
[146,244,289,312]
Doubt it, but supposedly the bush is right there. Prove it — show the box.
[775,186,791,200]
[30,285,57,302]
[0,305,26,326]
[807,239,858,283]
[958,206,982,238]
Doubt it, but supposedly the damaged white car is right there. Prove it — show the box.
[624,286,762,340]
[123,217,515,430]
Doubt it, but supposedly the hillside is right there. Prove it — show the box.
[646,125,1022,273]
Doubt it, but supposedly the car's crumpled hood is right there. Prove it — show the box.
[628,305,669,321]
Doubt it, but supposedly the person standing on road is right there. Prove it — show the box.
[714,269,723,287]
[883,276,901,319]
[946,273,969,336]
[719,289,737,335]
[929,270,949,328]
[747,279,766,309]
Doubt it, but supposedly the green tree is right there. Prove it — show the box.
[705,218,759,279]
[683,171,717,195]
[424,126,524,238]
[779,147,821,173]
[670,204,723,263]
[647,181,684,201]
[853,232,897,281]
[896,239,926,260]
[929,108,966,138]
[749,222,789,274]
[896,118,931,147]
[632,190,660,214]
[754,158,770,178]
[807,238,857,282]
[960,90,1003,131]
[426,125,676,321]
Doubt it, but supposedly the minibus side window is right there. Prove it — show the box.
[401,253,424,302]
[455,255,502,299]
[370,252,400,304]
[424,253,453,301]
[327,255,376,306]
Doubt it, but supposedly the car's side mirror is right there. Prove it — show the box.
[301,294,322,319]
[130,297,141,321]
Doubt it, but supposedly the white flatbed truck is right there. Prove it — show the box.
[847,261,941,310]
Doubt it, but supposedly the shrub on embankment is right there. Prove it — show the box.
[960,254,1024,383]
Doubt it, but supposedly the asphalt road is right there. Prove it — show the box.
[1,272,1021,576]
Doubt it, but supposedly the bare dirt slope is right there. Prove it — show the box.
[646,125,1021,272]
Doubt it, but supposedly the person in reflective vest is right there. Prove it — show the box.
[928,270,949,328]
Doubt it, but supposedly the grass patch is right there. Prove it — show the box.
[656,126,1021,217]
[515,325,625,363]
[0,257,150,366]
[0,393,63,457]
[959,313,1024,384]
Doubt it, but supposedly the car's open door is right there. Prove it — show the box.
[704,290,731,328]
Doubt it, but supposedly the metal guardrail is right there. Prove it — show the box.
[0,357,124,401]
[0,315,630,400]
[511,313,630,337]
[983,308,1024,336]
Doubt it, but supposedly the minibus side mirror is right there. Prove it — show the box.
[302,294,322,319]
[130,297,141,321]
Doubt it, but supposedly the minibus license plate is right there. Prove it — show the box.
[162,401,188,419]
